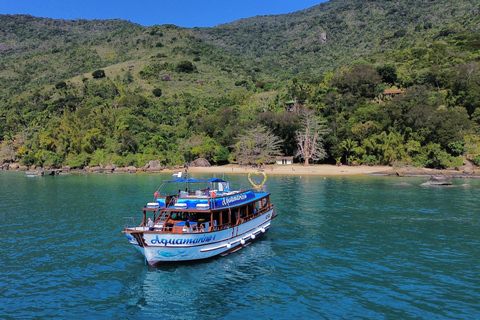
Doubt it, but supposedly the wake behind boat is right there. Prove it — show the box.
[122,172,276,265]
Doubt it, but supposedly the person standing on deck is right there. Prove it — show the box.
[147,218,154,231]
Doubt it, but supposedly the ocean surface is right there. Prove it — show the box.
[1,171,479,319]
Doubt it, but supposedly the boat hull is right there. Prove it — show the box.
[125,209,274,265]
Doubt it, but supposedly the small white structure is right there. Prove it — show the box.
[276,156,294,165]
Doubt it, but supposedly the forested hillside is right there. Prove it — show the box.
[1,0,480,169]
[197,0,480,76]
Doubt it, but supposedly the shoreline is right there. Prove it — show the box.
[187,164,480,179]
[5,163,480,179]
[186,164,391,177]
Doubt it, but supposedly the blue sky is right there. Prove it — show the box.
[0,0,327,28]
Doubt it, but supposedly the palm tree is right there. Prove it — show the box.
[341,138,358,165]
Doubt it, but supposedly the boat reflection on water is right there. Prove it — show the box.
[124,237,275,317]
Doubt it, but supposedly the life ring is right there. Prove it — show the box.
[248,171,267,189]
[154,191,160,198]
[211,191,216,198]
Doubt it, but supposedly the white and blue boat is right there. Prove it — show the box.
[122,172,276,265]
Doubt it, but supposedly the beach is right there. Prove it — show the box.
[186,164,392,177]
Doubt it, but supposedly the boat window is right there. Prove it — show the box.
[261,198,267,208]
[239,207,246,218]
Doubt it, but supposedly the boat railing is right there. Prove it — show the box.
[123,216,141,230]
[166,196,177,207]
[238,203,274,223]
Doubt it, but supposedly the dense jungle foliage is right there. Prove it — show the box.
[1,0,480,169]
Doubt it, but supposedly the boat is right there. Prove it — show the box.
[122,172,276,265]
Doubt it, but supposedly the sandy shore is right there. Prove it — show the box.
[186,164,392,177]
[185,164,480,179]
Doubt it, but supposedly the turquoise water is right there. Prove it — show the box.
[1,171,479,319]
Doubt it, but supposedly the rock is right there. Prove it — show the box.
[146,166,163,172]
[144,160,162,172]
[146,160,161,168]
[191,158,211,167]
[394,182,412,186]
[420,175,452,186]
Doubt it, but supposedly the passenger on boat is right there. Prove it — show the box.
[147,218,154,231]
[185,219,192,233]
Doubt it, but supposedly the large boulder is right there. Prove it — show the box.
[191,158,211,167]
[10,163,19,170]
[86,166,102,173]
[146,160,161,168]
[145,160,163,172]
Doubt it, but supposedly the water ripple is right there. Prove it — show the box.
[1,173,480,319]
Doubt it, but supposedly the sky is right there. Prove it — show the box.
[0,0,327,28]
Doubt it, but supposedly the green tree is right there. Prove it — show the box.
[341,138,358,164]
[176,61,195,73]
[92,69,106,79]
[152,88,162,97]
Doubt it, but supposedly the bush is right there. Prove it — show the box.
[92,69,106,79]
[152,88,162,97]
[235,80,248,87]
[175,60,194,73]
[424,143,459,169]
[361,154,378,166]
[65,153,90,168]
[474,156,480,166]
[55,81,67,90]
[255,81,268,89]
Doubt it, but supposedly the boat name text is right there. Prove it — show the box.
[222,193,247,206]
[151,235,216,246]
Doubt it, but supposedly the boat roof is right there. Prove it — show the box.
[168,190,270,211]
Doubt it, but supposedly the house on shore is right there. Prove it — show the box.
[276,156,294,165]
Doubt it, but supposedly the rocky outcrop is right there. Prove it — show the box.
[191,158,211,167]
[9,163,19,170]
[145,160,163,172]
[126,166,137,173]
[420,175,452,186]
[380,165,480,179]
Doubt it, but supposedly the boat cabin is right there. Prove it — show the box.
[138,187,271,234]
